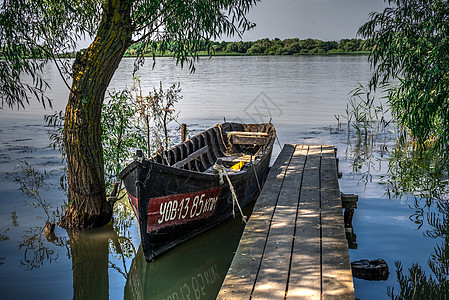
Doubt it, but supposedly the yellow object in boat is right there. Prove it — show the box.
[230,161,244,170]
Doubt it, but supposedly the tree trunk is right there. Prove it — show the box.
[59,0,132,228]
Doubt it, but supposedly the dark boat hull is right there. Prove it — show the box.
[119,123,275,262]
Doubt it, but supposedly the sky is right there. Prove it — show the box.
[237,0,389,41]
[76,0,390,48]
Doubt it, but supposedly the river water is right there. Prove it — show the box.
[0,56,446,299]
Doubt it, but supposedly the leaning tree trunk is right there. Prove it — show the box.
[59,0,132,228]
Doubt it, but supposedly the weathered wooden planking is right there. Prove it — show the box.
[172,146,208,168]
[218,144,355,300]
[251,145,307,299]
[217,144,296,299]
[286,145,322,299]
[320,146,354,299]
[231,135,269,146]
[226,131,269,136]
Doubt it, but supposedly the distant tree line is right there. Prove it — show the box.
[125,38,372,57]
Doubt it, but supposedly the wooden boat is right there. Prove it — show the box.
[119,122,276,262]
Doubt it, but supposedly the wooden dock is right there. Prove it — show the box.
[217,144,355,299]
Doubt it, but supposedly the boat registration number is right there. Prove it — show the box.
[147,187,222,232]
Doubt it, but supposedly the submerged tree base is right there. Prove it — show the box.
[59,203,113,229]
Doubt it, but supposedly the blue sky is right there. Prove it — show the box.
[239,0,389,41]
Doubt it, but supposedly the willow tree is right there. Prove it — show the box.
[1,0,258,228]
[359,0,449,167]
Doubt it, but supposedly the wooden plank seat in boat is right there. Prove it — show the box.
[172,146,208,168]
[217,157,249,170]
[203,155,252,174]
[219,154,254,163]
[226,131,269,146]
[226,131,269,136]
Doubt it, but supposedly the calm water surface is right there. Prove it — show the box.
[0,56,446,299]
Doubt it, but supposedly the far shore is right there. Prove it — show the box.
[122,51,370,58]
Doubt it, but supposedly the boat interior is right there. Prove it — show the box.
[151,123,276,173]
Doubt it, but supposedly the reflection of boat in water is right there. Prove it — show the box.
[124,214,249,300]
[119,122,275,261]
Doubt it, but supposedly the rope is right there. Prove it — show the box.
[215,123,232,154]
[276,135,283,150]
[213,163,247,224]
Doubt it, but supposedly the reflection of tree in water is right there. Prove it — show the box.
[13,161,69,270]
[387,200,449,299]
[387,148,449,203]
[14,193,136,275]
[14,161,55,222]
[17,207,136,297]
[13,160,138,297]
[387,146,448,299]
[111,197,137,262]
[109,198,138,281]
[19,226,69,271]
[68,215,138,299]
[69,226,111,300]
[337,124,448,299]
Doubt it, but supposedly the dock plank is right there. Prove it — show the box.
[251,145,307,299]
[320,146,354,299]
[286,145,321,299]
[217,144,355,300]
[217,144,295,299]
